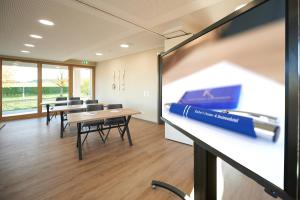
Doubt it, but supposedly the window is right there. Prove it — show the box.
[73,67,92,100]
[0,59,95,119]
[2,61,38,116]
[42,64,68,111]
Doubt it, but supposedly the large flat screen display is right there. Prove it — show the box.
[161,0,285,189]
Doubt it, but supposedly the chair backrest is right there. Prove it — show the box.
[56,97,67,101]
[105,104,125,123]
[69,100,83,105]
[55,97,67,106]
[86,104,104,112]
[85,99,98,105]
[107,104,123,110]
[69,97,80,100]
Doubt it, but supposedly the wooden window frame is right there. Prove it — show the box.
[0,57,96,121]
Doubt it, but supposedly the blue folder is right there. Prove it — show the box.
[178,85,242,109]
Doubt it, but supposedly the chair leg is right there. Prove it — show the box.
[100,124,105,136]
[120,125,127,140]
[95,124,106,143]
[64,123,69,130]
[104,126,111,143]
[82,132,89,145]
[82,126,90,145]
[117,125,124,141]
[98,130,106,143]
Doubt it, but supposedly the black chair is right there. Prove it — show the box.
[69,100,83,105]
[64,100,84,130]
[50,97,68,120]
[85,99,98,104]
[69,97,80,100]
[81,104,105,145]
[103,104,126,142]
[55,97,67,106]
[68,100,84,113]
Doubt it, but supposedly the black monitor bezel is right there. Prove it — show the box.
[158,0,299,199]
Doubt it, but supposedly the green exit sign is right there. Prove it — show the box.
[82,59,89,65]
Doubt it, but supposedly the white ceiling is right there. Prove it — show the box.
[0,0,248,63]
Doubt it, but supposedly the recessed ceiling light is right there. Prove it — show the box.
[30,34,43,39]
[235,3,247,11]
[95,52,103,56]
[20,50,30,53]
[24,43,35,47]
[120,44,129,48]
[38,19,55,26]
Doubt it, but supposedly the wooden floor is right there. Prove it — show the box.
[0,117,193,200]
[0,117,274,200]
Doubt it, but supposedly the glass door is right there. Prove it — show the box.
[2,60,38,116]
[42,64,69,111]
[73,67,92,100]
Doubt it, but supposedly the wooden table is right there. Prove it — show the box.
[41,100,71,106]
[67,108,141,160]
[41,101,107,125]
[41,100,71,125]
[50,104,106,138]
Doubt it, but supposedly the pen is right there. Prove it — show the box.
[165,103,280,142]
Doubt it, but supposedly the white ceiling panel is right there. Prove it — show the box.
[0,0,141,61]
[82,0,222,27]
[85,30,164,61]
[0,0,248,62]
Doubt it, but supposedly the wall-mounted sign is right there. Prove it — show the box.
[82,59,89,65]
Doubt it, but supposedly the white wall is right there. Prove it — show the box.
[95,48,162,123]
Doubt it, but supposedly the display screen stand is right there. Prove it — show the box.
[151,142,217,200]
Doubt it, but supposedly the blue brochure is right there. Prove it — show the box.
[178,85,242,109]
[169,103,257,138]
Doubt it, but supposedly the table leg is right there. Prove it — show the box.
[77,122,82,160]
[60,111,64,138]
[124,116,133,146]
[46,104,50,125]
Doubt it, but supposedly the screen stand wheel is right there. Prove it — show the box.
[151,180,191,200]
[151,143,216,200]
